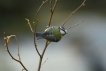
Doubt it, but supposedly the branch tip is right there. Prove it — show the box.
[67,21,84,30]
[25,18,34,33]
[61,0,86,26]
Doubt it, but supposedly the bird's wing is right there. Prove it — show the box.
[43,26,54,35]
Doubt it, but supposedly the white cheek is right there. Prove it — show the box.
[60,30,65,34]
[65,30,67,33]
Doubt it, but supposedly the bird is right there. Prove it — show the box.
[36,26,67,42]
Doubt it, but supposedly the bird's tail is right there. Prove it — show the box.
[36,32,43,40]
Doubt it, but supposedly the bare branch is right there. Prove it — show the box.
[61,0,86,26]
[37,41,50,71]
[34,30,41,57]
[18,45,21,61]
[34,0,48,57]
[48,0,58,27]
[25,0,48,57]
[4,32,28,71]
[67,21,84,30]
[52,0,58,12]
[33,31,40,57]
[41,41,50,57]
[14,36,21,61]
[25,18,34,33]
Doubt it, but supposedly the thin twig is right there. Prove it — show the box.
[18,45,21,61]
[35,0,48,26]
[14,36,21,61]
[61,0,86,26]
[25,17,41,57]
[37,41,50,71]
[41,58,48,67]
[52,0,58,12]
[34,0,48,57]
[67,21,84,30]
[4,32,28,71]
[34,32,41,57]
[25,18,34,33]
[48,0,58,27]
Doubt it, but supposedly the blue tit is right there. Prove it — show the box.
[36,26,67,42]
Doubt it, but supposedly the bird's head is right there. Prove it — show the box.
[58,26,67,36]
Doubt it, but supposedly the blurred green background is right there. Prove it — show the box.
[0,0,106,71]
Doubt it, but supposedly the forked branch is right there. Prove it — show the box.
[4,32,28,71]
[34,0,48,57]
[61,0,86,26]
[26,1,50,71]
